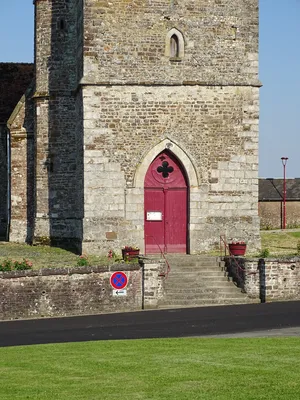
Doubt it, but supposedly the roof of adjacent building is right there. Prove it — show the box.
[0,63,34,124]
[259,178,300,201]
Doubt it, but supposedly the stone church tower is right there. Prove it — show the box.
[8,0,261,254]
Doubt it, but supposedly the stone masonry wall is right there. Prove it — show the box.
[82,85,260,253]
[0,260,164,320]
[244,258,300,301]
[35,0,78,93]
[80,0,260,254]
[259,201,300,230]
[30,0,260,253]
[0,62,34,241]
[82,0,259,86]
[34,0,83,250]
[8,92,35,243]
[0,126,7,239]
[143,259,167,309]
[34,95,83,250]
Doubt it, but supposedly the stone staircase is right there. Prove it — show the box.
[157,255,257,309]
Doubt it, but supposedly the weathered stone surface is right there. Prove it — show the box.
[0,127,7,238]
[245,258,300,301]
[2,0,261,254]
[226,257,300,301]
[259,202,300,230]
[0,259,165,320]
[142,259,166,308]
[9,88,35,242]
[82,0,259,86]
[0,63,34,240]
[82,84,260,252]
[0,264,142,320]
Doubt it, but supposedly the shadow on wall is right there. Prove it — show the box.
[225,257,266,303]
[0,127,8,240]
[44,1,84,253]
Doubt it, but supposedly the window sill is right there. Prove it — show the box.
[169,57,182,63]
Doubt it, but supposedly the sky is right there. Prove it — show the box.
[0,0,299,178]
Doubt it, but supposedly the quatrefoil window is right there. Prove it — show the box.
[157,161,174,178]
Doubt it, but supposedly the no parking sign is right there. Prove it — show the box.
[110,271,128,290]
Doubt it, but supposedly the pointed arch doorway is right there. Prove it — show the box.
[144,150,188,254]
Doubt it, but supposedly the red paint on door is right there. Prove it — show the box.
[144,151,188,254]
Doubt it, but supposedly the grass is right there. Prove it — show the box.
[211,230,300,258]
[260,230,300,257]
[1,338,300,399]
[0,242,121,270]
[289,231,300,238]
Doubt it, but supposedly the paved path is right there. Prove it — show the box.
[1,301,300,347]
[204,326,300,338]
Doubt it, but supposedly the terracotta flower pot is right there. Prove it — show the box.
[228,243,247,256]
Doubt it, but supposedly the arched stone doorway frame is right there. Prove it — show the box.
[134,139,199,188]
[129,139,200,254]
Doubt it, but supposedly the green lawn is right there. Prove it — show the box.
[0,242,120,269]
[260,230,300,257]
[1,338,300,399]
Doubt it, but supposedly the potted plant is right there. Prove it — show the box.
[122,246,140,261]
[228,241,247,256]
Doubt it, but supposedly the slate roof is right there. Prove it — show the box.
[0,63,34,124]
[259,178,300,201]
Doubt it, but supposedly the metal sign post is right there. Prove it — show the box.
[281,157,288,229]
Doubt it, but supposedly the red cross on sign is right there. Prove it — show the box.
[110,271,128,290]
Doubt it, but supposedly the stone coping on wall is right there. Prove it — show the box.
[0,263,140,279]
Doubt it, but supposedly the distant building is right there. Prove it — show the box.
[0,63,34,239]
[259,178,300,229]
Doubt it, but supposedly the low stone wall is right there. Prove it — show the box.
[225,257,300,302]
[0,258,166,320]
[142,258,166,309]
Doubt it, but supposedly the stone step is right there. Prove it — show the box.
[166,264,224,273]
[165,286,242,294]
[167,263,224,269]
[165,277,230,284]
[150,254,250,310]
[162,297,248,305]
[162,297,246,304]
[164,287,246,296]
[152,255,219,260]
[158,298,258,308]
[164,272,234,286]
[164,283,233,290]
[146,256,221,266]
[167,271,226,280]
[167,264,224,269]
[167,270,226,279]
[166,261,222,268]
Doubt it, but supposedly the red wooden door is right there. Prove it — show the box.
[144,151,188,254]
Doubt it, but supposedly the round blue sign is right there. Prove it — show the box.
[110,271,128,290]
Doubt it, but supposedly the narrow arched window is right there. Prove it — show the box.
[60,19,65,30]
[170,34,179,58]
[57,18,67,32]
[165,28,184,60]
